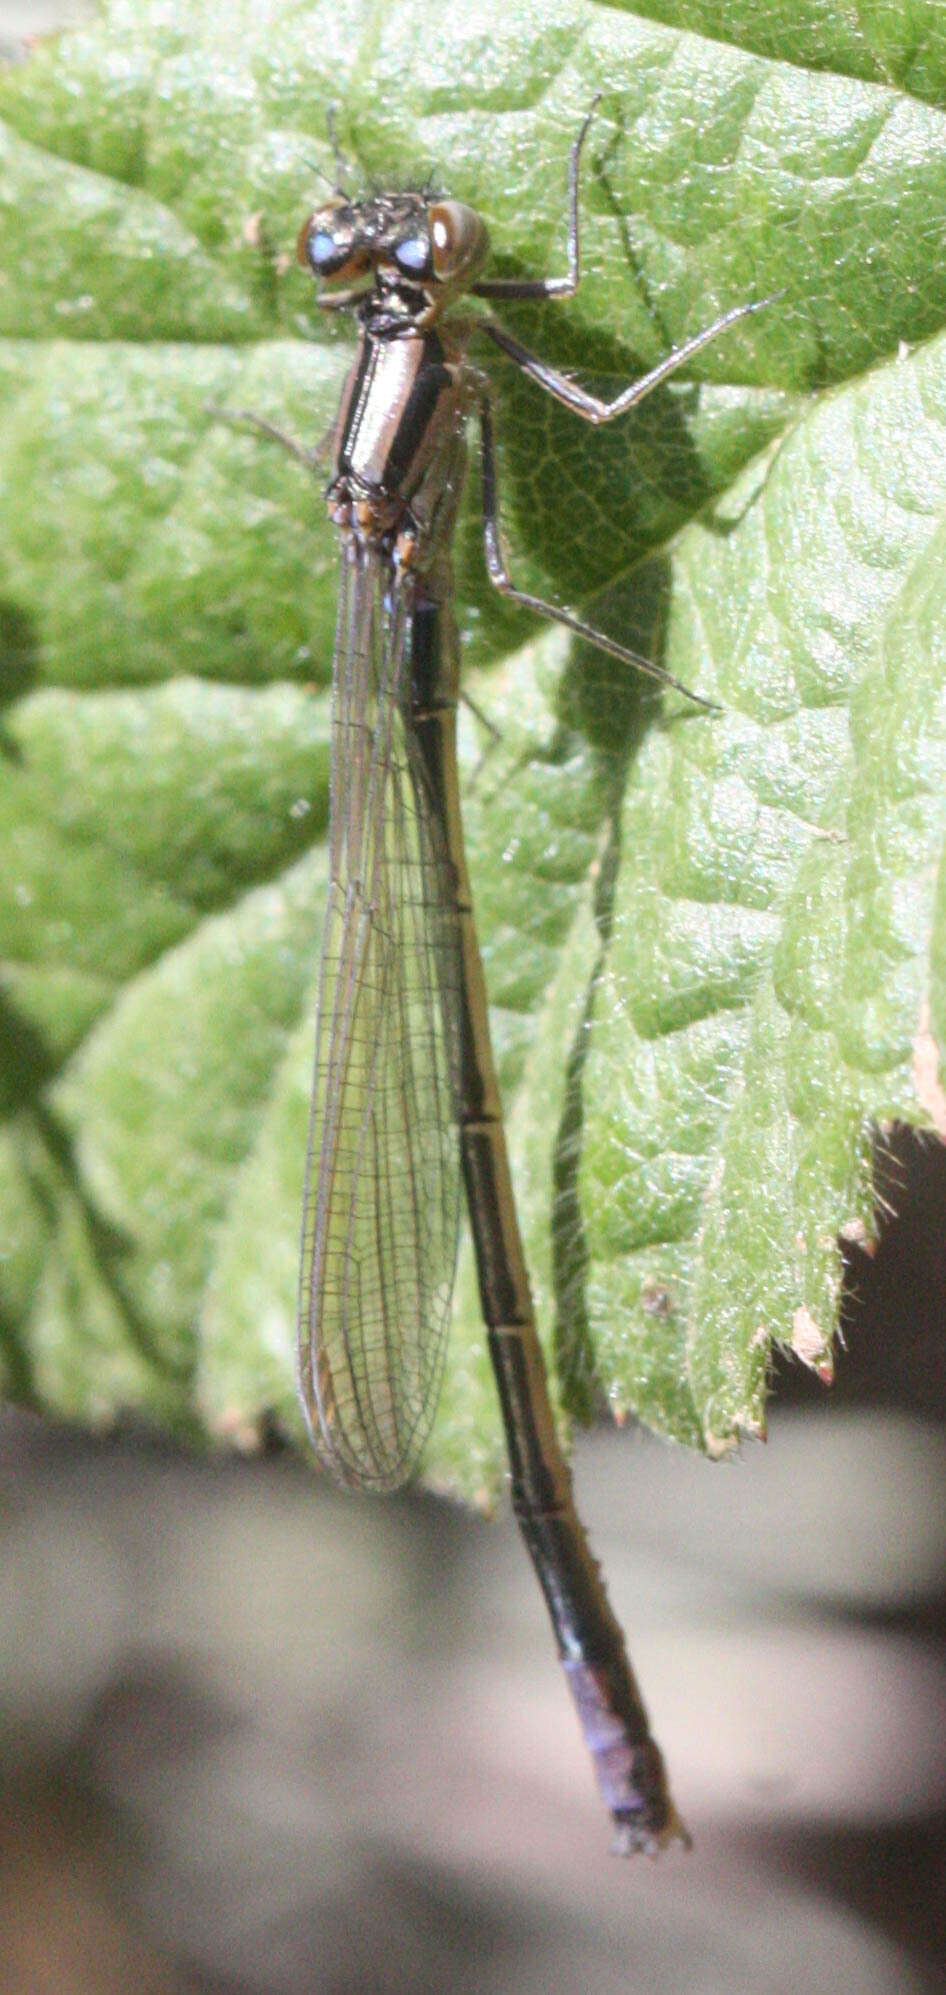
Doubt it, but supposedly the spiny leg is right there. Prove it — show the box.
[472,93,601,304]
[477,395,719,712]
[478,294,776,425]
[205,404,325,471]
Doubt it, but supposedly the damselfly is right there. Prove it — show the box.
[220,102,770,1852]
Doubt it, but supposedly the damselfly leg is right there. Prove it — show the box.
[477,393,720,709]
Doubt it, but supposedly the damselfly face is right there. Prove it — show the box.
[297,191,489,303]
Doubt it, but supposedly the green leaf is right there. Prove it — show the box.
[1,0,944,1498]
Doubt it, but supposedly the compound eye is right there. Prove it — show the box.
[428,201,488,283]
[296,208,368,283]
[392,233,432,279]
[308,226,345,270]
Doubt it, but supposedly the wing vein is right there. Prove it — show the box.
[297,540,462,1490]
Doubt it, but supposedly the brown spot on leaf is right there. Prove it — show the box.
[791,1306,834,1383]
[912,998,946,1137]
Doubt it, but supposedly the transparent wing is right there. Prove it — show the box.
[298,538,463,1490]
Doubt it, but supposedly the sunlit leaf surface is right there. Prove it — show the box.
[1,0,945,1497]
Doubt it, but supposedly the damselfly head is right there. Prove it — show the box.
[297,190,489,302]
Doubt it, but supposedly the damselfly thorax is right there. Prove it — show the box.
[330,326,469,544]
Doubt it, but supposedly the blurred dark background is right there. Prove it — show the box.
[1,1123,945,1994]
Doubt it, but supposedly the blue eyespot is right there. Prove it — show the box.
[308,229,341,268]
[393,235,431,276]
